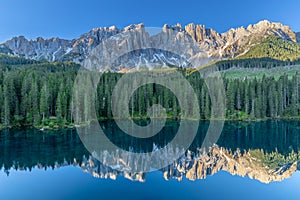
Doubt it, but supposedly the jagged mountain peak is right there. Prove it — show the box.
[162,23,183,31]
[0,20,298,69]
[251,19,277,27]
[124,23,145,31]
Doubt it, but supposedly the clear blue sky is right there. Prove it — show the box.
[0,0,299,42]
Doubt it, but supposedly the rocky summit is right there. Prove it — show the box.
[0,20,298,70]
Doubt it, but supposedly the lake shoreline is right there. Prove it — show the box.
[1,116,300,131]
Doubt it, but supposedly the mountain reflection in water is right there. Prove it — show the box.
[1,120,300,184]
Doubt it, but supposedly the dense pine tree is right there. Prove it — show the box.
[0,60,299,127]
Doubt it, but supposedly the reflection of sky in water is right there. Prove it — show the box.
[1,120,300,199]
[1,167,300,200]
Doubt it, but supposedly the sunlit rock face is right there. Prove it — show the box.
[1,20,297,70]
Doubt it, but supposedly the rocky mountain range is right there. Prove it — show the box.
[72,145,300,184]
[0,20,299,70]
[6,145,297,184]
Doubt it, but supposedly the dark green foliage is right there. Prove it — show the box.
[0,61,80,127]
[213,58,300,71]
[0,57,299,127]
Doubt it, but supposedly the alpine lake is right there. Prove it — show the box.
[1,120,300,200]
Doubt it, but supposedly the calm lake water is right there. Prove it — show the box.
[1,120,300,200]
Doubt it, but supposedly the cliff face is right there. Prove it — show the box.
[184,20,297,58]
[4,36,73,61]
[219,20,297,57]
[3,26,120,63]
[1,20,297,69]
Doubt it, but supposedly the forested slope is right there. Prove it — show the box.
[237,36,300,61]
[0,59,299,128]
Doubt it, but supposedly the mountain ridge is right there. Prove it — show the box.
[1,20,299,70]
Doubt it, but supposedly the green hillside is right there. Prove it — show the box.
[190,36,300,75]
[237,36,300,61]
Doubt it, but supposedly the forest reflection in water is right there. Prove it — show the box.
[1,120,300,184]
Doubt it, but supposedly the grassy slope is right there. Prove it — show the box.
[190,36,300,77]
[237,36,300,61]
